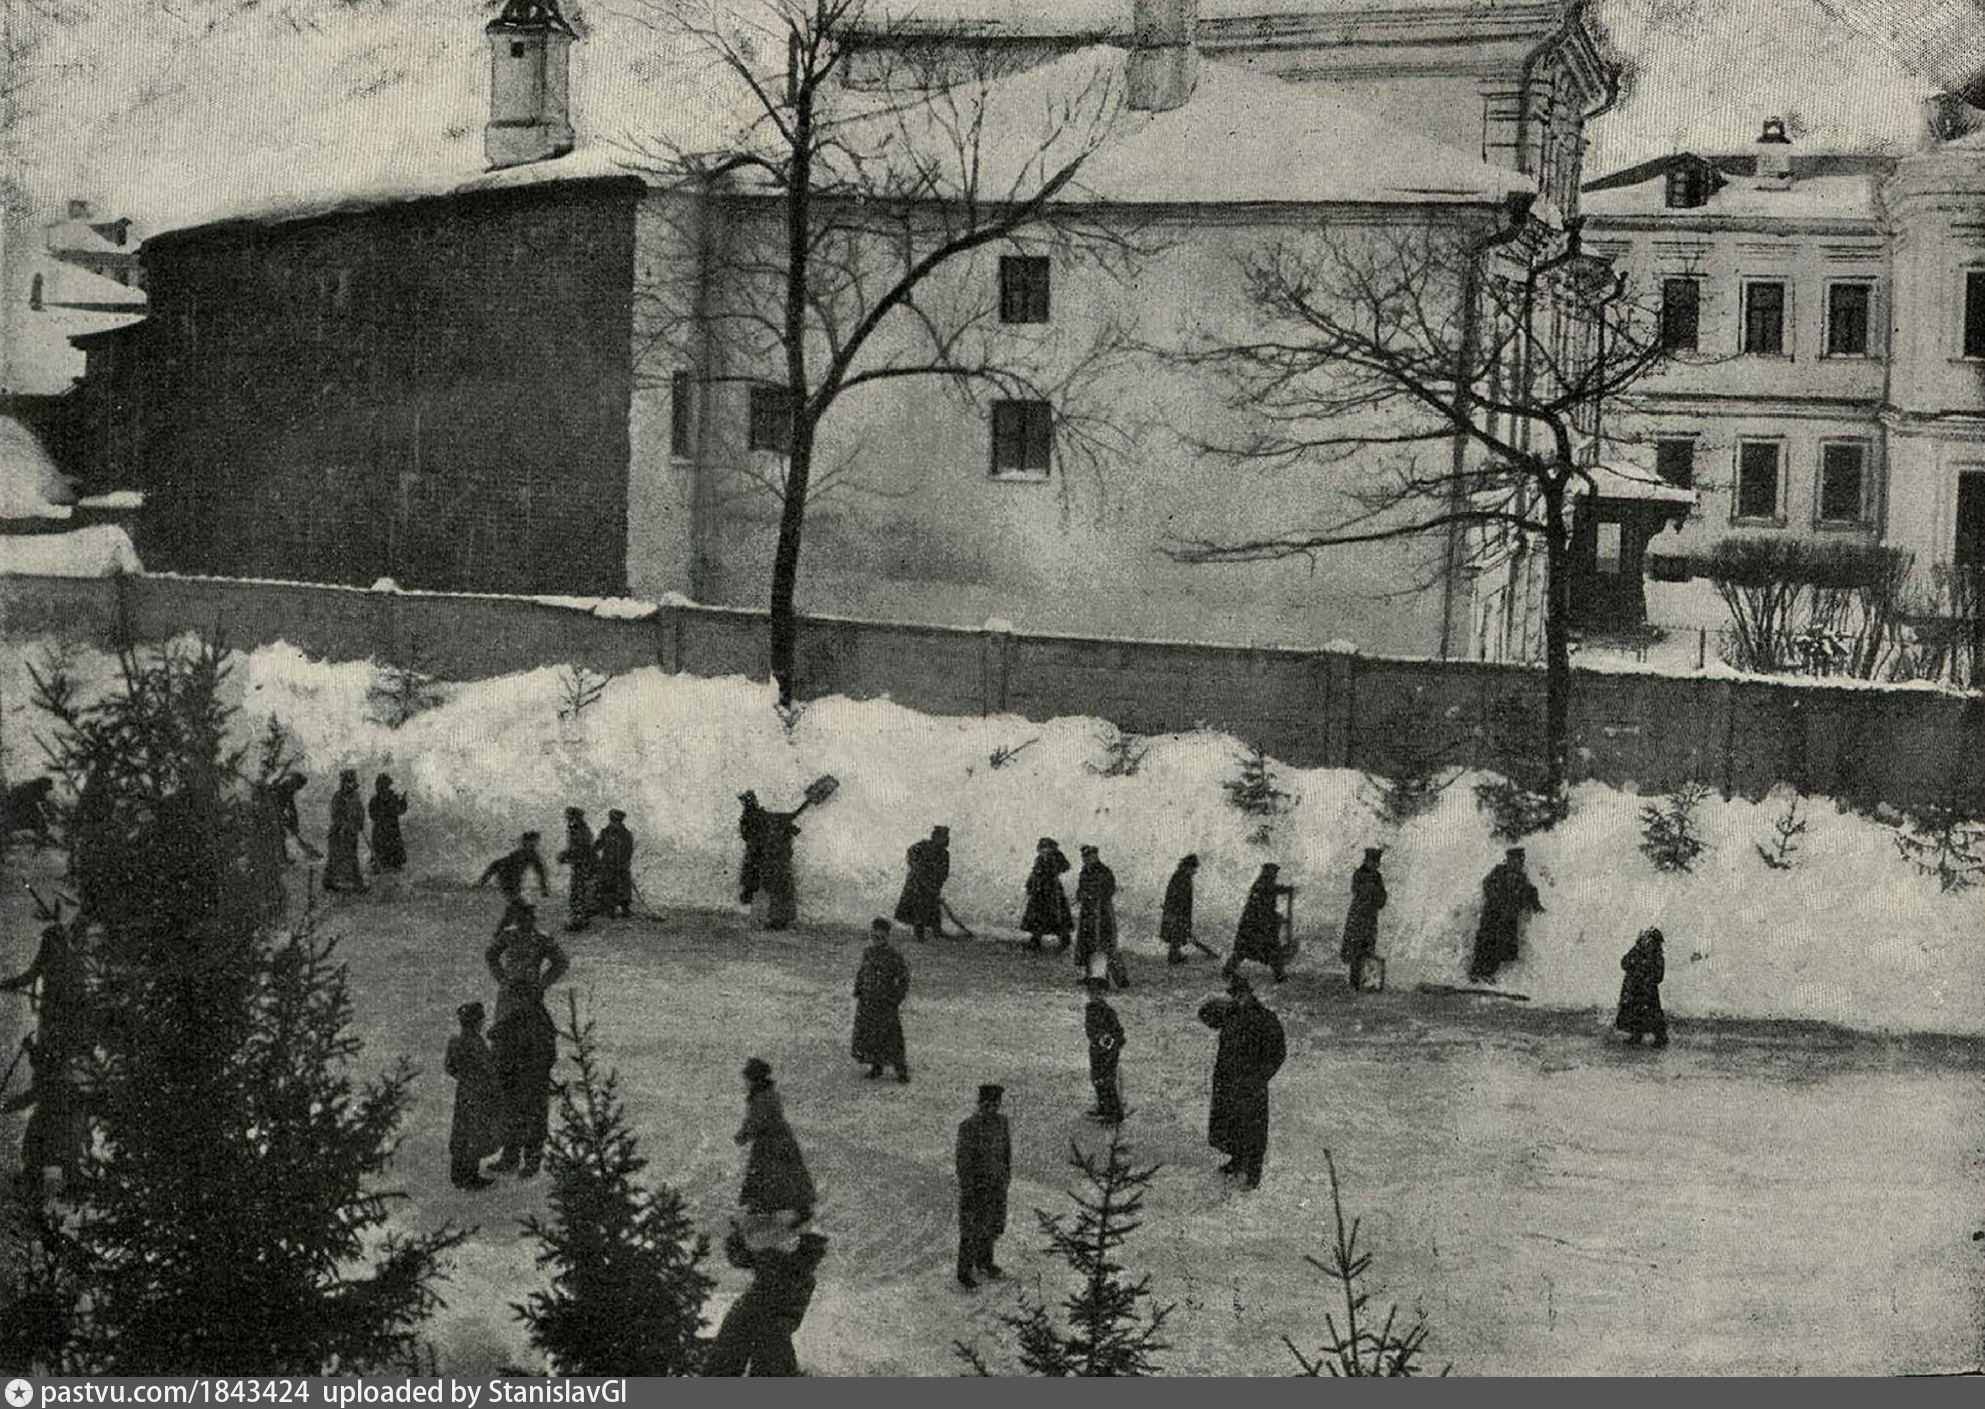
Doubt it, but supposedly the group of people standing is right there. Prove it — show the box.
[473,809,637,935]
[445,907,572,1185]
[314,769,408,893]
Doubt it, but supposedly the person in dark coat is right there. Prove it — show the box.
[1615,927,1669,1046]
[444,1001,504,1189]
[4,1029,85,1200]
[367,773,410,873]
[2,920,88,1059]
[272,773,311,860]
[484,911,570,1177]
[751,805,803,931]
[704,1214,829,1376]
[593,809,635,919]
[894,825,952,942]
[736,1058,816,1221]
[1225,863,1293,984]
[1199,974,1287,1189]
[737,791,766,906]
[479,831,551,933]
[556,807,598,932]
[3,776,56,847]
[1469,846,1544,983]
[1160,854,1200,965]
[1084,983,1126,1125]
[851,918,911,1082]
[1021,837,1073,952]
[954,1084,1012,1288]
[323,768,368,893]
[1075,845,1127,988]
[1340,847,1388,992]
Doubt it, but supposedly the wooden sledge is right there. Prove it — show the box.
[1415,981,1531,1003]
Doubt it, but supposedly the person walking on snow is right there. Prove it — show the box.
[323,769,367,893]
[894,825,952,942]
[367,773,409,874]
[1340,847,1388,992]
[1225,863,1293,984]
[271,772,311,861]
[851,918,911,1082]
[484,910,570,1177]
[556,807,598,932]
[704,1214,829,1376]
[1469,846,1543,983]
[1161,854,1200,966]
[478,831,550,934]
[736,1058,816,1223]
[953,1084,1012,1289]
[1200,974,1286,1190]
[444,1001,504,1189]
[593,809,636,919]
[1075,845,1127,988]
[1021,837,1073,953]
[1615,927,1669,1047]
[1084,982,1126,1125]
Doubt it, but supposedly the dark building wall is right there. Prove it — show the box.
[134,176,643,594]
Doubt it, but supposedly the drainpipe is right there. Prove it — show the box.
[686,185,721,601]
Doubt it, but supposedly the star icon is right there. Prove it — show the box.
[6,1379,34,1408]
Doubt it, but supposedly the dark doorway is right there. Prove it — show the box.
[1956,471,1985,569]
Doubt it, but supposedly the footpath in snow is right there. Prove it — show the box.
[2,636,1977,1037]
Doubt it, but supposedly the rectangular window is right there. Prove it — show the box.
[747,384,792,453]
[1825,282,1871,357]
[999,255,1051,324]
[1965,270,1985,359]
[1660,278,1700,351]
[1595,521,1624,575]
[990,399,1053,476]
[1655,438,1696,489]
[1817,442,1868,524]
[670,371,694,458]
[1742,280,1787,355]
[1735,441,1783,521]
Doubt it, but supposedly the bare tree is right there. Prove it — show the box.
[624,0,1148,703]
[1164,203,1671,786]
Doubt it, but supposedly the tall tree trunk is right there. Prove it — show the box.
[768,418,814,706]
[1541,483,1573,791]
[769,91,816,707]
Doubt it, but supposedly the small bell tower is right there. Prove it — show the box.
[486,0,577,170]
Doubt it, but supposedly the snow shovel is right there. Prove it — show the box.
[1277,885,1301,962]
[794,774,839,816]
[1187,934,1224,961]
[939,898,976,940]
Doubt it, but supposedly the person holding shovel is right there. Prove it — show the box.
[1225,863,1294,984]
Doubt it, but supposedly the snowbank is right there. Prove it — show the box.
[0,416,76,520]
[2,635,1976,1039]
[0,526,142,577]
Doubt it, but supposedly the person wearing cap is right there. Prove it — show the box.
[1340,847,1388,993]
[953,1083,1012,1289]
[593,808,636,919]
[736,1058,816,1222]
[1084,983,1126,1125]
[1470,846,1543,983]
[1199,974,1286,1190]
[478,831,551,934]
[444,1000,503,1189]
[367,772,410,874]
[1225,862,1294,984]
[1160,854,1200,966]
[894,825,953,942]
[737,791,766,907]
[852,919,912,1082]
[1021,837,1073,953]
[1074,845,1126,987]
[1615,927,1669,1047]
[484,909,570,1177]
[706,1212,830,1376]
[322,768,368,893]
[556,807,599,932]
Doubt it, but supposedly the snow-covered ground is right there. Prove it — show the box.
[2,636,1978,1038]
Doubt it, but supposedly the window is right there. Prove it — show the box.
[1742,280,1787,355]
[1825,282,1872,357]
[747,384,793,453]
[1817,442,1868,525]
[990,400,1053,477]
[28,273,42,310]
[1965,270,1985,359]
[1735,440,1783,522]
[1664,165,1707,209]
[1595,521,1624,575]
[1655,438,1696,489]
[1660,278,1700,352]
[999,255,1051,324]
[670,371,694,458]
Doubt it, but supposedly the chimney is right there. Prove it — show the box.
[1754,116,1793,189]
[1127,0,1197,113]
[66,199,94,221]
[485,0,577,170]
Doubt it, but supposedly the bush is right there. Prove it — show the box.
[1225,744,1295,845]
[1704,539,1917,678]
[1365,692,1461,826]
[1640,781,1711,873]
[1892,805,1984,893]
[1473,777,1569,842]
[368,635,443,728]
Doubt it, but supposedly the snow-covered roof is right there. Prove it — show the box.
[1573,462,1697,507]
[42,217,133,257]
[0,300,145,396]
[0,416,77,521]
[1582,172,1883,223]
[28,253,147,310]
[0,525,144,577]
[867,0,1557,30]
[75,490,145,511]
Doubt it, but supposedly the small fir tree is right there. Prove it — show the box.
[1224,744,1294,846]
[16,637,466,1374]
[555,666,610,723]
[1284,1152,1448,1377]
[1892,805,1985,893]
[955,1131,1171,1377]
[1085,726,1151,778]
[1639,781,1711,873]
[1754,793,1810,871]
[989,737,1040,771]
[367,635,443,729]
[1471,696,1568,841]
[515,994,715,1376]
[1366,694,1460,826]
